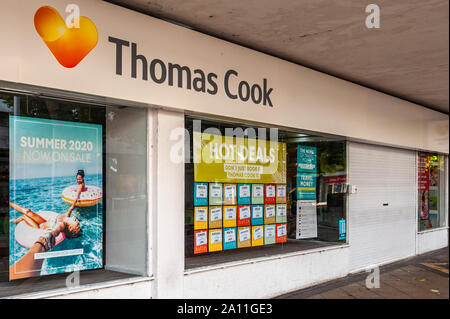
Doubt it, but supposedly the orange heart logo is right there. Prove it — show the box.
[34,6,98,68]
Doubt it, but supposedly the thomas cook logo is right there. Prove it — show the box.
[34,5,98,68]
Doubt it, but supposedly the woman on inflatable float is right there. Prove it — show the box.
[9,170,85,279]
[10,169,86,239]
[75,169,88,195]
[62,169,102,207]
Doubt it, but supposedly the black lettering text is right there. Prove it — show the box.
[193,69,206,92]
[251,84,262,104]
[131,42,148,80]
[149,59,167,84]
[263,78,273,107]
[168,63,192,89]
[238,81,250,102]
[224,69,238,99]
[207,73,218,95]
[108,36,130,75]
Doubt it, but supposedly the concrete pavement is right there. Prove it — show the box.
[276,247,449,299]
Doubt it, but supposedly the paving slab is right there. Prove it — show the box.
[318,287,355,299]
[275,247,449,299]
[339,282,383,299]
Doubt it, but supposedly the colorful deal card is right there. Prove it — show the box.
[238,205,251,226]
[238,183,251,205]
[264,204,276,224]
[252,184,264,204]
[223,227,237,250]
[251,225,264,246]
[237,226,251,248]
[194,206,208,230]
[209,229,223,252]
[276,184,286,203]
[194,230,208,254]
[264,224,276,245]
[209,206,223,228]
[209,182,223,205]
[223,206,237,228]
[251,205,264,225]
[223,183,237,205]
[194,182,208,206]
[264,184,276,204]
[276,203,287,223]
[276,223,287,243]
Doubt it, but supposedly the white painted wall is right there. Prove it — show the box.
[45,279,152,299]
[417,228,449,255]
[150,109,185,298]
[183,246,349,299]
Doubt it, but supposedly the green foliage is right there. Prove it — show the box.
[305,141,346,174]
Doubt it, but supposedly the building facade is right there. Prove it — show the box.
[0,0,448,299]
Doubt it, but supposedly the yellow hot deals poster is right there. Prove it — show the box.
[193,132,286,183]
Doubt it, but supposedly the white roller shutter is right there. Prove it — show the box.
[348,142,416,272]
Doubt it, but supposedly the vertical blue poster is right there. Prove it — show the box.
[339,219,346,240]
[297,145,317,173]
[9,116,103,280]
[296,173,317,199]
[297,145,317,199]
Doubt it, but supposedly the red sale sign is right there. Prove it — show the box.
[326,175,347,184]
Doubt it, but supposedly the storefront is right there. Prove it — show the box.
[0,0,448,298]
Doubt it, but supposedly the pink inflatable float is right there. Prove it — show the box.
[14,211,65,249]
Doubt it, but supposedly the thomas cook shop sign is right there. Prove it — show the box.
[108,37,275,107]
[17,5,274,107]
[12,2,276,108]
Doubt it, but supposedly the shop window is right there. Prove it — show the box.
[0,92,147,297]
[184,117,347,269]
[418,152,447,231]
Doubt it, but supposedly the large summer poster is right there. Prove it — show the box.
[9,116,103,280]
